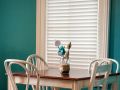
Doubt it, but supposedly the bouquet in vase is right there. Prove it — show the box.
[55,40,72,74]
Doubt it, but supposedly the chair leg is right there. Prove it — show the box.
[32,85,36,90]
[42,86,45,90]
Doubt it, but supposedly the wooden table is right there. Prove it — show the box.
[8,68,120,90]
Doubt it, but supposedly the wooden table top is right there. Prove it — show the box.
[13,68,120,81]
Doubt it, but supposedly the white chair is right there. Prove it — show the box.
[89,60,112,90]
[26,54,49,90]
[4,59,40,90]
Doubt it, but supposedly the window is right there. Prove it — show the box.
[36,0,109,69]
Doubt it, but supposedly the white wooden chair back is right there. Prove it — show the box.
[89,58,119,74]
[26,54,49,90]
[89,60,112,90]
[4,59,40,90]
[26,54,48,71]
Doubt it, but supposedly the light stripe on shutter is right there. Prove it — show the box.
[46,0,98,69]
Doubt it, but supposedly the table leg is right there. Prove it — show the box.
[72,81,81,90]
[53,87,59,90]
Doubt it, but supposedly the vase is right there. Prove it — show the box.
[59,64,70,74]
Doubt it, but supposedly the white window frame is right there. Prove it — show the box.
[36,0,109,68]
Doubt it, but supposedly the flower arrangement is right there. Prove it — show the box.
[55,40,72,64]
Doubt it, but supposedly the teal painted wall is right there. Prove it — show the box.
[0,0,36,90]
[0,0,120,90]
[109,0,120,71]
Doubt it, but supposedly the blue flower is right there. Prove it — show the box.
[58,45,65,56]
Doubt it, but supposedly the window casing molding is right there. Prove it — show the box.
[36,0,46,59]
[36,0,109,68]
[98,0,109,58]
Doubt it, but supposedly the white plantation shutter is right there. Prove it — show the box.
[45,0,109,69]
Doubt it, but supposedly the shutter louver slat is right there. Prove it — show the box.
[46,0,98,69]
